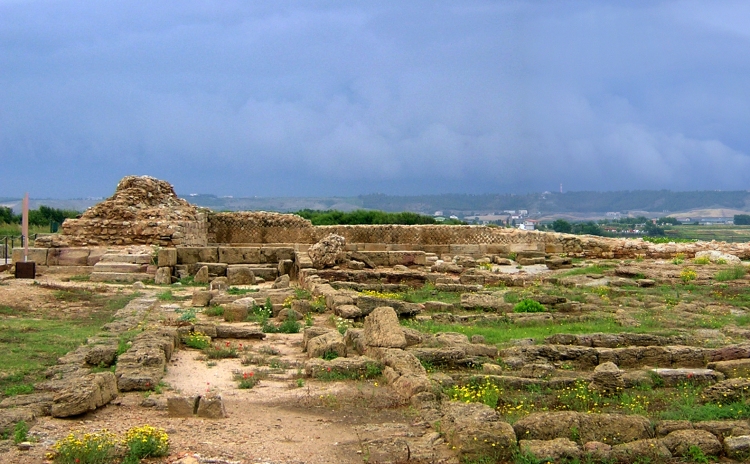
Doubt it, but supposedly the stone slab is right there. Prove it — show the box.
[90,272,152,283]
[177,247,219,265]
[11,247,48,265]
[93,262,148,273]
[47,247,90,266]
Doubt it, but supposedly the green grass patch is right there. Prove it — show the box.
[403,316,655,346]
[715,266,747,282]
[400,283,462,304]
[559,265,612,277]
[68,274,91,282]
[0,312,116,393]
[157,290,175,301]
[227,287,259,295]
[203,305,224,317]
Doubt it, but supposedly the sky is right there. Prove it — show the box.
[1,1,749,199]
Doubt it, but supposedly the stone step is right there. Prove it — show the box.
[98,254,152,264]
[651,368,721,386]
[93,262,148,273]
[90,272,152,283]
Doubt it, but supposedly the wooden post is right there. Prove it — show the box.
[22,193,29,262]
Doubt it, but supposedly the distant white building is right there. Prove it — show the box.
[517,220,537,231]
[434,211,444,217]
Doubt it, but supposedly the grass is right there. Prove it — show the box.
[227,287,259,295]
[403,316,659,346]
[714,266,746,282]
[400,283,462,304]
[559,265,612,277]
[0,315,115,393]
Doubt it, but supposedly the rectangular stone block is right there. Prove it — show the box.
[485,244,510,255]
[449,245,481,256]
[87,248,108,266]
[90,272,151,283]
[260,247,294,263]
[47,247,90,266]
[99,254,152,264]
[11,247,48,265]
[545,244,564,254]
[422,245,450,255]
[363,243,388,251]
[218,247,261,264]
[158,248,177,267]
[195,262,227,277]
[248,266,279,281]
[93,262,148,273]
[509,243,543,253]
[388,251,427,266]
[177,247,218,264]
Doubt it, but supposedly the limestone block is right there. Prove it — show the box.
[227,265,255,285]
[303,327,334,351]
[364,307,407,348]
[196,262,227,276]
[223,303,248,322]
[87,248,108,265]
[177,247,218,265]
[154,267,172,285]
[47,247,90,266]
[93,262,148,273]
[196,395,226,418]
[50,372,118,417]
[261,246,294,262]
[90,272,151,283]
[194,266,210,283]
[307,331,347,358]
[158,248,178,267]
[11,247,48,265]
[218,247,261,264]
[167,396,198,417]
[192,290,212,307]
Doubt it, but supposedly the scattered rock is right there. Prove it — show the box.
[308,234,346,269]
[589,361,625,395]
[364,307,407,349]
[662,429,721,457]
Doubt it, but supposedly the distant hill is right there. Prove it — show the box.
[3,190,750,217]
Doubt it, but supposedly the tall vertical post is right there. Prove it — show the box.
[22,193,29,262]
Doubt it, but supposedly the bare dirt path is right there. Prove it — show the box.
[0,276,454,464]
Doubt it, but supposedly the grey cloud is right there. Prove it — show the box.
[0,1,749,198]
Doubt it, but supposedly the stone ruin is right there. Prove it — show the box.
[36,175,207,248]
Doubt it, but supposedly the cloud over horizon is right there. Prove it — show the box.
[1,1,749,198]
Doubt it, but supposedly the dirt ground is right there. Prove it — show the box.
[0,274,456,464]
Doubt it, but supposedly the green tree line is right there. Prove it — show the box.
[294,209,465,225]
[0,205,79,227]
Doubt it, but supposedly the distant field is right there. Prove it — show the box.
[666,225,750,242]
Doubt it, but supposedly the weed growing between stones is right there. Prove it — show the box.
[156,289,175,301]
[313,363,383,381]
[202,341,241,359]
[13,420,29,444]
[227,286,259,295]
[513,299,547,313]
[262,317,302,334]
[680,268,697,283]
[4,383,33,396]
[202,305,224,317]
[182,332,211,349]
[694,255,711,265]
[447,377,501,409]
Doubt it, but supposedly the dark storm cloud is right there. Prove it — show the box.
[0,1,748,198]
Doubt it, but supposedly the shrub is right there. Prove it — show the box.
[513,299,546,313]
[122,425,169,464]
[227,287,258,295]
[51,429,118,464]
[694,255,711,265]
